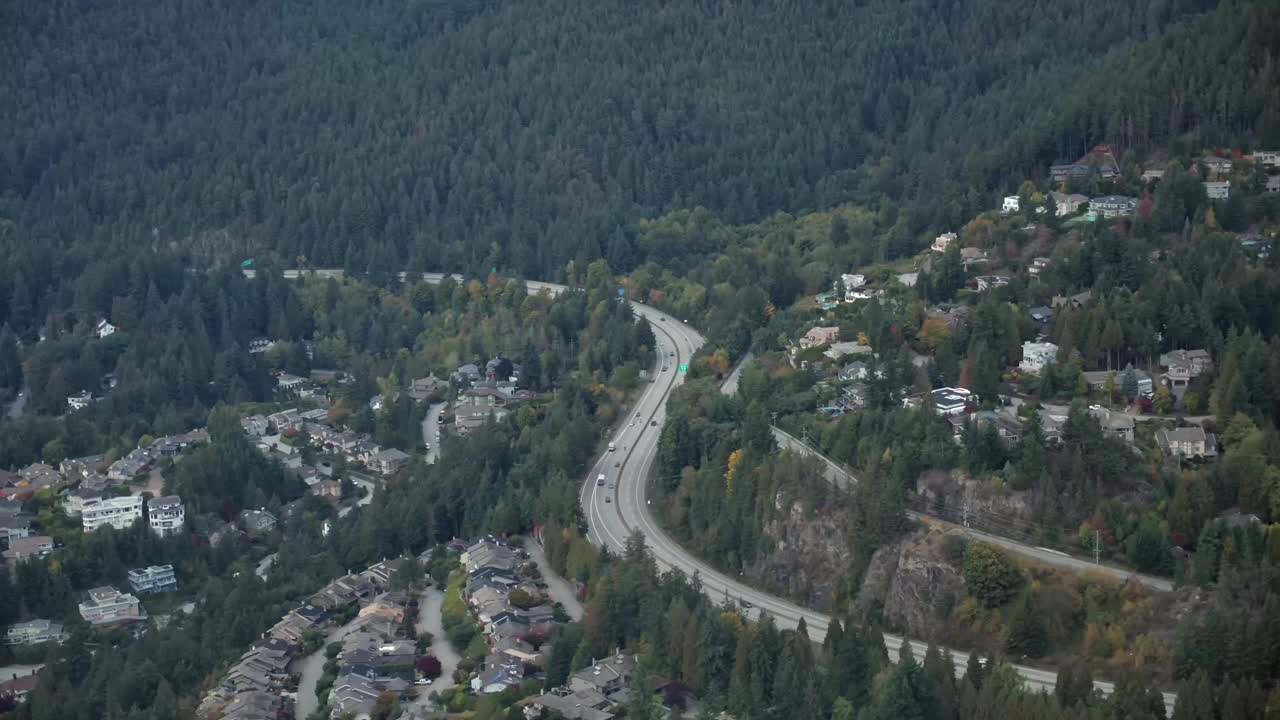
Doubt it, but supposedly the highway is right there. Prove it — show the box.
[264,268,1176,712]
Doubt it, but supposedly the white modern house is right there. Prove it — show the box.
[1002,195,1020,213]
[81,495,144,532]
[1204,180,1230,200]
[4,619,65,646]
[148,495,185,537]
[1019,342,1059,374]
[95,320,116,339]
[128,564,178,594]
[78,587,145,625]
[932,232,957,253]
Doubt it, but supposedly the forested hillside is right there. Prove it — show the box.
[3,0,1275,319]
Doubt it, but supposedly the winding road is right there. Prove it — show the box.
[260,268,1177,712]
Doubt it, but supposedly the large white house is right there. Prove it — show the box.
[1204,181,1230,200]
[1002,195,1020,213]
[81,495,144,532]
[148,495,185,537]
[95,319,116,339]
[1019,341,1059,374]
[78,587,144,625]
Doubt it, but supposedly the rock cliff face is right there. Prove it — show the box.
[854,529,966,640]
[745,497,852,612]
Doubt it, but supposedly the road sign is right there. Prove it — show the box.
[678,363,688,372]
[618,288,625,297]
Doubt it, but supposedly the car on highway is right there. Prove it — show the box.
[628,421,635,427]
[596,474,606,486]
[614,461,620,467]
[608,442,616,452]
[739,599,753,609]
[605,497,611,503]
[650,420,658,426]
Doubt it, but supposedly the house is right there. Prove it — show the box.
[67,390,95,411]
[896,271,919,287]
[1157,427,1218,460]
[1049,191,1088,215]
[823,341,872,363]
[148,495,185,537]
[955,411,1025,444]
[527,690,616,720]
[1204,180,1230,200]
[455,403,510,435]
[1002,195,1020,213]
[472,653,526,694]
[1201,155,1233,175]
[1018,342,1058,374]
[1159,349,1212,389]
[1082,366,1154,397]
[1028,257,1051,277]
[840,274,866,301]
[78,586,145,625]
[18,463,62,491]
[95,319,116,338]
[3,535,54,564]
[902,387,975,417]
[1089,406,1136,443]
[839,361,871,382]
[267,408,302,433]
[974,275,1010,292]
[312,479,342,500]
[1051,290,1093,309]
[0,673,40,704]
[63,487,104,517]
[407,375,447,403]
[569,653,637,699]
[1141,169,1165,183]
[454,363,483,384]
[1254,151,1280,168]
[840,383,868,411]
[276,373,306,395]
[959,247,989,267]
[81,495,144,532]
[128,564,178,594]
[248,338,275,354]
[932,232,957,253]
[217,690,284,720]
[4,619,65,646]
[330,672,382,718]
[0,515,33,546]
[799,326,840,349]
[1267,174,1280,193]
[239,509,277,533]
[1089,195,1138,218]
[241,415,270,436]
[1028,306,1055,324]
[1050,145,1120,183]
[369,448,410,476]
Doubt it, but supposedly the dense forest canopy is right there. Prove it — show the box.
[3,0,1276,313]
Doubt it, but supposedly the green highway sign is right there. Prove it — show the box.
[678,363,688,372]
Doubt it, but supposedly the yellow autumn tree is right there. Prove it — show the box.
[725,449,744,497]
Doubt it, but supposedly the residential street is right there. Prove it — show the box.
[525,540,584,621]
[292,615,362,720]
[407,588,460,713]
[420,402,446,464]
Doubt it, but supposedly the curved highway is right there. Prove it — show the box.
[261,268,1176,712]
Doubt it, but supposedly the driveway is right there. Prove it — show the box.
[525,540,584,621]
[338,474,376,518]
[408,588,461,712]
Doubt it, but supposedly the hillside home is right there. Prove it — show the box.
[1089,406,1136,443]
[95,319,116,338]
[78,586,145,625]
[1082,366,1153,397]
[1018,342,1058,374]
[902,387,975,417]
[81,495,144,532]
[1049,191,1088,215]
[1089,195,1138,218]
[148,495,185,537]
[799,326,839,349]
[1254,151,1280,168]
[960,247,989,267]
[1028,257,1051,277]
[974,275,1010,292]
[1050,145,1120,183]
[1201,156,1233,175]
[932,232,957,253]
[4,619,65,646]
[128,564,178,594]
[1159,349,1213,389]
[3,535,53,563]
[1156,427,1218,460]
[1002,195,1020,213]
[1204,180,1230,200]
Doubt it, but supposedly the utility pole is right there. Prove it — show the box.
[1093,530,1101,565]
[962,495,971,529]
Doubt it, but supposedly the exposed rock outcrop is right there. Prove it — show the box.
[746,498,851,612]
[855,529,966,640]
